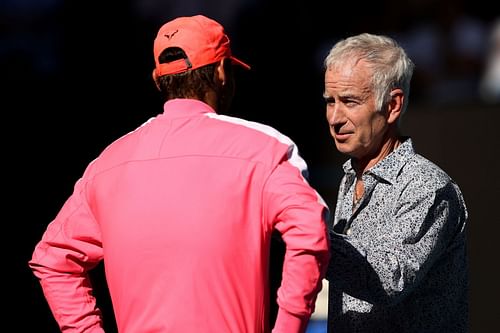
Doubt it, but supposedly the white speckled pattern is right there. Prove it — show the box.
[327,138,468,332]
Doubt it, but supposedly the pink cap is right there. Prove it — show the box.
[153,15,250,76]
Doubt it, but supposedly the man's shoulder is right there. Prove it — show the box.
[397,153,455,191]
[211,114,291,140]
[399,138,454,184]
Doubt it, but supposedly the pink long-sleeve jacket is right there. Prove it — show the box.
[29,99,330,333]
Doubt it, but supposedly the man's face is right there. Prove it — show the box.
[324,59,389,160]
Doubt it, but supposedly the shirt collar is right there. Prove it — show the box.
[342,137,416,184]
[162,98,216,118]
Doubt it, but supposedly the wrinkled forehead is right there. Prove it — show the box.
[324,58,374,95]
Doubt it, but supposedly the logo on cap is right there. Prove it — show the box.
[164,30,178,40]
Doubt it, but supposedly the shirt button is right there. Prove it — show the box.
[346,228,352,235]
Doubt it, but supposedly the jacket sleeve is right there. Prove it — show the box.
[264,152,330,333]
[29,176,105,333]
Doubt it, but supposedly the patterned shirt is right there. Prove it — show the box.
[327,138,468,333]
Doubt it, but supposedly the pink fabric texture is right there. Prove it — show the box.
[30,99,330,333]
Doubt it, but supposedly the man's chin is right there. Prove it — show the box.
[334,142,353,155]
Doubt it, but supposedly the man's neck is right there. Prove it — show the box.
[353,135,402,178]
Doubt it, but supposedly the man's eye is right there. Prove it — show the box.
[344,99,358,106]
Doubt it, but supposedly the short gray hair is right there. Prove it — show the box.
[324,33,415,115]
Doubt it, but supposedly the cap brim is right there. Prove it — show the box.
[231,56,251,70]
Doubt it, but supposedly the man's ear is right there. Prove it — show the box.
[215,59,226,87]
[387,88,404,124]
[152,69,161,91]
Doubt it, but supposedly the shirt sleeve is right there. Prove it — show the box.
[329,179,467,305]
[28,175,105,332]
[264,157,331,332]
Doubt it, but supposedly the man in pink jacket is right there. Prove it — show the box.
[29,15,330,333]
